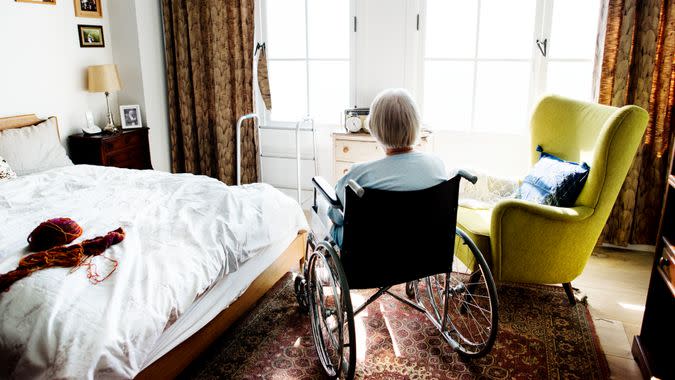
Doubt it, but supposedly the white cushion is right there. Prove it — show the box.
[0,118,73,175]
[0,155,17,181]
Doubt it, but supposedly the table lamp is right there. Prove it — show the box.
[87,64,122,134]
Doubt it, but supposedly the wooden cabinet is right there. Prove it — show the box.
[68,128,153,170]
[632,146,675,379]
[332,131,432,182]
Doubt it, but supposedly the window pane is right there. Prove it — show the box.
[266,0,306,59]
[422,61,474,130]
[546,61,594,101]
[549,0,601,59]
[425,0,478,59]
[309,61,349,124]
[307,0,349,59]
[268,61,307,122]
[474,61,531,131]
[477,0,537,59]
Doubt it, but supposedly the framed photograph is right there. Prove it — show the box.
[78,24,104,48]
[120,105,142,129]
[74,0,102,18]
[15,0,56,4]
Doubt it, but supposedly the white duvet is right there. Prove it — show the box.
[0,165,307,379]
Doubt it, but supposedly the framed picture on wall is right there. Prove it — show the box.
[120,105,143,129]
[15,0,56,4]
[77,25,104,48]
[74,0,102,18]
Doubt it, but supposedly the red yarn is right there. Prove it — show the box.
[0,227,125,292]
[27,218,83,251]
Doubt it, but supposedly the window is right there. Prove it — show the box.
[262,0,351,125]
[421,0,600,132]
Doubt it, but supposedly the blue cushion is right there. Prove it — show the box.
[515,146,590,207]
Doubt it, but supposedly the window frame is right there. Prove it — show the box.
[257,0,357,127]
[416,0,600,134]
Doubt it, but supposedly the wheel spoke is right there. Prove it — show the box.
[414,229,499,358]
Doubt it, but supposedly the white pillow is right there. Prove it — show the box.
[0,155,17,181]
[0,118,73,175]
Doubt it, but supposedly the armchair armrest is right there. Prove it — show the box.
[490,199,596,284]
[492,199,594,223]
[312,176,342,209]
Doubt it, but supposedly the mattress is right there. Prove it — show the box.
[0,165,308,379]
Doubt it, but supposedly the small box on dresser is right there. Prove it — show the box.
[68,127,152,170]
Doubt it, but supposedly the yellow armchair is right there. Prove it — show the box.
[456,95,648,304]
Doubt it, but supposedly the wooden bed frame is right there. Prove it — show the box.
[0,113,61,138]
[0,113,308,379]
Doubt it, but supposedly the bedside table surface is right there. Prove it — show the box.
[69,127,149,140]
[68,127,152,170]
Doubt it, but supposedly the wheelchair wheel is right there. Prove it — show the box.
[416,227,499,358]
[307,242,356,379]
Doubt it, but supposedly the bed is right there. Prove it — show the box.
[0,114,308,379]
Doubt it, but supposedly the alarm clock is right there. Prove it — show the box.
[343,107,370,133]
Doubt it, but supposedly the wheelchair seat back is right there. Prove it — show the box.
[341,176,460,290]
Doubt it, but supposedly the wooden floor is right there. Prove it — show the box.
[575,246,652,380]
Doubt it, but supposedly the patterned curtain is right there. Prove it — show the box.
[161,0,259,185]
[598,0,675,245]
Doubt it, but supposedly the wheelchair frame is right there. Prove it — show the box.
[295,172,499,379]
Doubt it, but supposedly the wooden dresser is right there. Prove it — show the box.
[632,144,675,379]
[332,131,433,182]
[68,127,152,170]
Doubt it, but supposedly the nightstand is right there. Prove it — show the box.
[332,131,433,182]
[68,127,152,170]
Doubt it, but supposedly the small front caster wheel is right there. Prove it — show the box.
[294,275,309,313]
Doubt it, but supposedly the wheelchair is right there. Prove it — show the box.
[294,171,499,379]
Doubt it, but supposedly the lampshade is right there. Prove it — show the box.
[87,64,122,93]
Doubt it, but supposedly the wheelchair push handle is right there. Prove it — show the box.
[347,180,365,198]
[454,169,478,185]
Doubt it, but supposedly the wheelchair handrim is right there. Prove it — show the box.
[306,243,356,379]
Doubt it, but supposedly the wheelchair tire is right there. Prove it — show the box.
[416,227,499,358]
[307,242,356,379]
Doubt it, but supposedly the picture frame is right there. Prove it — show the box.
[77,24,104,48]
[74,0,102,18]
[15,0,56,4]
[120,105,142,129]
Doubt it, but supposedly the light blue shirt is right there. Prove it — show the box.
[328,151,447,246]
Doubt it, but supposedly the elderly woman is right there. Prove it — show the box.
[328,88,447,246]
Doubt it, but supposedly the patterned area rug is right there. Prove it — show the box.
[181,274,609,379]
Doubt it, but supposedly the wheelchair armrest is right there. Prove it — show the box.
[312,176,342,209]
[453,169,478,185]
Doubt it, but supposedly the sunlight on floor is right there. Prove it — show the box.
[618,302,645,312]
[381,304,402,357]
[351,292,368,363]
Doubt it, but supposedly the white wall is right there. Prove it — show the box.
[0,0,116,140]
[109,0,171,172]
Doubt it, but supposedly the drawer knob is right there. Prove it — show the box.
[660,256,670,267]
[343,168,348,174]
[342,146,349,153]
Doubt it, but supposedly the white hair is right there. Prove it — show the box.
[368,88,420,149]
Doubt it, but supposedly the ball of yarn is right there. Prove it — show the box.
[27,218,83,251]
